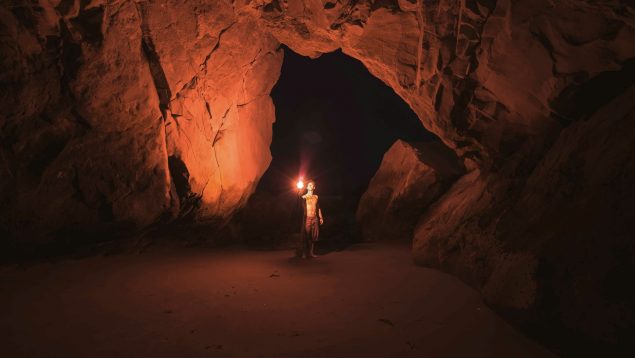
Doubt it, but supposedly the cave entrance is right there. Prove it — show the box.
[236,45,439,249]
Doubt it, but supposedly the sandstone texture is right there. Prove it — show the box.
[1,0,282,245]
[412,86,635,353]
[255,1,635,351]
[356,140,463,242]
[1,0,634,353]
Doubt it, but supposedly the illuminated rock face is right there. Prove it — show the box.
[154,3,283,222]
[356,140,464,242]
[1,0,634,350]
[0,1,282,242]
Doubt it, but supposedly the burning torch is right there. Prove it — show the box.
[296,178,305,196]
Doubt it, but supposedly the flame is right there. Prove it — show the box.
[296,179,304,190]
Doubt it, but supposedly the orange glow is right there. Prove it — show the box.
[296,179,304,190]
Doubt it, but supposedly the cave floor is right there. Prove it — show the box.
[0,242,554,357]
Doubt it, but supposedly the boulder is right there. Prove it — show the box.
[357,140,464,242]
[413,85,635,354]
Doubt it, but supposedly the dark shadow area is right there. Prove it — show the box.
[262,46,436,195]
[231,46,438,252]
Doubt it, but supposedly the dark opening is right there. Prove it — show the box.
[234,46,438,249]
[262,46,436,194]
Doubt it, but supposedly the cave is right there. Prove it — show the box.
[235,45,449,250]
[1,1,634,356]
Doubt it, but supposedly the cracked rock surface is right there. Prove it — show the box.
[0,0,283,242]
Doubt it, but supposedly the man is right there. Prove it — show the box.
[299,180,324,258]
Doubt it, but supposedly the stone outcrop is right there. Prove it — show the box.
[1,1,174,243]
[1,1,282,244]
[413,85,635,353]
[1,0,634,353]
[255,1,635,352]
[356,140,464,242]
[158,3,283,222]
[257,0,635,169]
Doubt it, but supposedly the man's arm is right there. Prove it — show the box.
[318,208,324,225]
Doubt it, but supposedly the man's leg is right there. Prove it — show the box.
[309,218,319,257]
[302,218,312,258]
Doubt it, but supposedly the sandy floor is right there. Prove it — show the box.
[1,243,554,357]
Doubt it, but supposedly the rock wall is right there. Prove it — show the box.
[413,85,635,353]
[253,0,635,351]
[1,1,173,243]
[259,0,634,167]
[154,1,283,222]
[0,0,282,245]
[356,140,463,242]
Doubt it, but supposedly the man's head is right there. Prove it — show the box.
[307,181,316,192]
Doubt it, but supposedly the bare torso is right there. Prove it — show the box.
[305,195,318,217]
